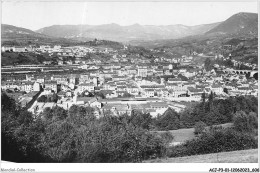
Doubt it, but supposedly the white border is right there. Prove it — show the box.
[0,0,259,172]
[1,163,259,172]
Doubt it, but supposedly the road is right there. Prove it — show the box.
[27,91,44,115]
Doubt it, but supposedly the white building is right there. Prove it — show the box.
[138,68,148,77]
[78,83,95,93]
[210,84,223,95]
[20,82,33,93]
[144,89,155,97]
[33,82,41,91]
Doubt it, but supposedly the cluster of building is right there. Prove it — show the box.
[1,44,258,119]
[1,45,115,55]
[2,61,258,118]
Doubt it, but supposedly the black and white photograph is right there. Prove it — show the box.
[1,0,259,172]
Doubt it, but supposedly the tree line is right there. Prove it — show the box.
[150,92,257,131]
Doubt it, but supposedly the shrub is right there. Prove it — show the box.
[37,95,47,102]
[248,112,258,129]
[155,108,180,130]
[194,121,207,135]
[233,111,258,133]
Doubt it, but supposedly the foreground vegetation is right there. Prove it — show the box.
[167,125,257,158]
[144,149,258,163]
[1,92,258,162]
[1,93,172,162]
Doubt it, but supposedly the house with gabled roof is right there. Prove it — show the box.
[187,87,204,98]
[183,81,196,89]
[44,81,58,93]
[168,78,182,84]
[78,82,95,93]
[144,89,155,97]
[57,91,66,98]
[126,86,139,95]
[102,104,131,116]
[76,96,101,108]
[20,81,34,93]
[210,83,223,95]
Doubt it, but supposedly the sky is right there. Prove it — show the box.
[1,1,258,31]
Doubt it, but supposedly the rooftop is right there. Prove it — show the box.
[24,91,39,97]
[168,78,182,82]
[187,87,204,93]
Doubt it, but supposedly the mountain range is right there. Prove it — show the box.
[1,12,258,44]
[1,24,78,46]
[2,24,50,40]
[35,22,220,42]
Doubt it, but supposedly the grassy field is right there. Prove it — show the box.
[144,149,258,163]
[167,128,195,144]
[155,123,233,145]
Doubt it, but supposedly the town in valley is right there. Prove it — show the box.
[1,40,258,118]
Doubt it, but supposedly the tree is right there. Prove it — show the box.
[122,92,133,98]
[68,105,78,119]
[84,106,95,121]
[77,106,87,117]
[52,94,58,103]
[180,98,205,126]
[129,110,153,130]
[17,109,34,126]
[194,121,207,135]
[155,108,180,130]
[42,107,53,120]
[37,95,47,102]
[44,120,77,162]
[68,105,95,124]
[1,92,16,112]
[201,92,206,103]
[204,58,212,71]
[52,106,67,120]
[248,112,258,130]
[233,111,257,133]
[225,59,233,67]
[208,91,214,112]
[178,74,188,81]
[1,94,51,162]
[223,88,228,94]
[47,97,52,102]
[95,92,105,99]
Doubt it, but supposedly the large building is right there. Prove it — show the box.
[33,82,41,91]
[138,68,148,77]
[44,81,58,93]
